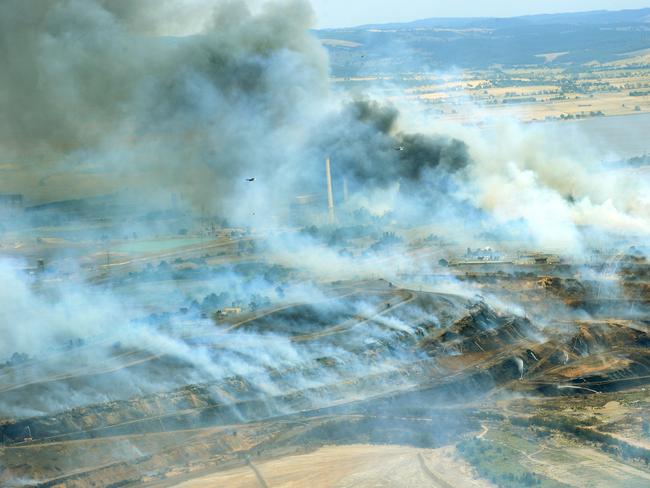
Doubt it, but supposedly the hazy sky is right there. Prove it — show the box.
[311,0,650,28]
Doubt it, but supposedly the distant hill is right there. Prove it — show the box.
[353,8,650,30]
[317,8,650,75]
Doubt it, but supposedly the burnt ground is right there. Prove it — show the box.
[2,263,650,487]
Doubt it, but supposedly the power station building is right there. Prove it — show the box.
[289,157,349,226]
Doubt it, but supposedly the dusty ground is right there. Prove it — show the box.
[530,444,650,488]
[167,445,494,488]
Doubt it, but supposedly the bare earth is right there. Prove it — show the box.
[169,444,494,488]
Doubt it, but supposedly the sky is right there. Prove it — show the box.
[310,0,650,28]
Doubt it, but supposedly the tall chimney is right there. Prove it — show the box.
[343,177,349,204]
[325,156,335,224]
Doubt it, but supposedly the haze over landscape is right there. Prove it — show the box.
[311,0,650,27]
[2,1,650,487]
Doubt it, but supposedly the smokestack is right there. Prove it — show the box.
[326,156,335,224]
[343,177,349,204]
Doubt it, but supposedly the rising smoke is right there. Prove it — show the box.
[318,99,470,186]
[2,5,650,486]
[0,0,329,215]
[1,0,649,427]
[2,0,647,247]
[0,0,471,223]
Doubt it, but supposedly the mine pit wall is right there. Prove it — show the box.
[0,309,541,446]
[3,292,650,486]
[5,288,650,486]
[0,291,478,445]
[534,347,650,396]
[565,299,650,317]
[2,378,499,488]
[0,372,410,443]
[1,352,517,446]
[446,261,650,323]
[4,334,647,447]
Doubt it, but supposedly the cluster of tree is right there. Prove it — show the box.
[122,260,291,286]
[186,291,273,315]
[173,256,207,266]
[512,415,650,465]
[457,438,566,487]
[301,224,377,247]
[237,239,256,255]
[559,111,605,120]
[367,232,403,253]
[2,352,30,368]
[195,292,232,311]
[123,260,208,283]
[142,289,275,325]
[502,97,537,104]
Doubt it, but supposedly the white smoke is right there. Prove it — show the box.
[0,260,125,360]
